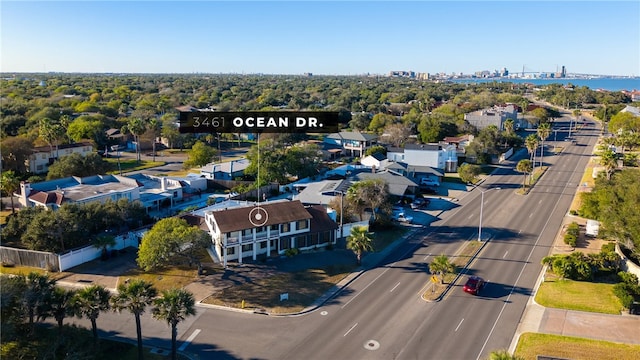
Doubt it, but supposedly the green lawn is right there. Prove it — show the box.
[515,333,640,360]
[535,275,623,314]
[104,158,165,173]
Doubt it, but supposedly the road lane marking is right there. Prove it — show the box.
[468,214,474,219]
[423,253,432,261]
[476,148,589,360]
[455,318,464,332]
[344,323,358,337]
[503,251,508,258]
[390,282,401,293]
[178,329,201,351]
[341,266,392,309]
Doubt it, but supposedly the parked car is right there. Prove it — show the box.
[463,276,485,295]
[420,177,440,187]
[410,198,430,210]
[393,212,413,224]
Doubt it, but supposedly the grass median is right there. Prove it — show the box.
[422,240,483,301]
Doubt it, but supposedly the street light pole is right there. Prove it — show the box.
[339,191,344,239]
[478,187,501,242]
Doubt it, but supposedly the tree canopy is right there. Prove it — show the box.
[137,217,211,274]
[579,169,640,257]
[182,140,217,169]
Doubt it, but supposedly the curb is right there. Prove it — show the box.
[421,237,491,302]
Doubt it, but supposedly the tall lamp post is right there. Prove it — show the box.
[337,190,345,239]
[478,187,501,242]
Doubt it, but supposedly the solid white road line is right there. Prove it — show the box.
[178,329,201,351]
[455,318,464,332]
[344,323,358,337]
[390,282,401,293]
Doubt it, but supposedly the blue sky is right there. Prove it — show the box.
[2,1,639,76]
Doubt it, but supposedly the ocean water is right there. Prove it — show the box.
[451,77,639,92]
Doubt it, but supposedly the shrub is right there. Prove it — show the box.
[284,248,299,257]
[564,233,577,247]
[566,222,580,237]
[601,242,616,253]
[613,271,640,309]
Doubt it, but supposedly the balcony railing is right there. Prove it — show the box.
[225,230,280,246]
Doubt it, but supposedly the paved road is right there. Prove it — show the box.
[64,117,626,359]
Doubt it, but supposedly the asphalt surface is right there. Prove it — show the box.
[58,119,640,359]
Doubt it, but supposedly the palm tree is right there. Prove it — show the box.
[0,170,20,215]
[39,118,62,158]
[23,272,56,327]
[346,226,374,265]
[525,134,539,166]
[73,285,111,339]
[599,148,619,180]
[148,117,162,162]
[537,122,551,167]
[93,233,116,260]
[516,159,533,190]
[503,118,514,136]
[112,279,158,360]
[152,288,197,360]
[48,287,77,332]
[123,117,147,163]
[429,255,455,284]
[488,349,524,360]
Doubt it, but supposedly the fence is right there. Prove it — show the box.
[0,247,60,271]
[616,243,640,283]
[340,220,370,238]
[1,228,148,272]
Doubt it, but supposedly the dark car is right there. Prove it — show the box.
[463,276,485,295]
[410,198,430,210]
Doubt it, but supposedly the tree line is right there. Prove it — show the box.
[1,272,196,360]
[1,198,152,253]
[2,73,634,182]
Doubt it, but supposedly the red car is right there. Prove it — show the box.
[463,276,485,295]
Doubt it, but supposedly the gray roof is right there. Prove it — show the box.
[294,179,351,205]
[201,159,250,174]
[327,131,378,142]
[349,170,418,197]
[404,143,442,151]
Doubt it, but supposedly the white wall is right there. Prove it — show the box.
[58,230,146,271]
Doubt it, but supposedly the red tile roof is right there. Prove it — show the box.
[28,190,64,206]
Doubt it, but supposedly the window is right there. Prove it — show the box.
[296,220,309,230]
[270,224,279,231]
[226,247,235,255]
[260,242,267,249]
[173,191,178,198]
[281,223,290,233]
[242,244,253,252]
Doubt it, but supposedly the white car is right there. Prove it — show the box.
[393,212,414,223]
[420,178,440,187]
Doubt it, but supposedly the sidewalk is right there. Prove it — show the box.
[510,129,640,351]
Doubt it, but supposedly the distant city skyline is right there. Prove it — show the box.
[2,1,639,77]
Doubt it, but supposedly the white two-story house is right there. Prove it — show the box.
[28,142,94,174]
[201,200,337,267]
[324,131,378,158]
